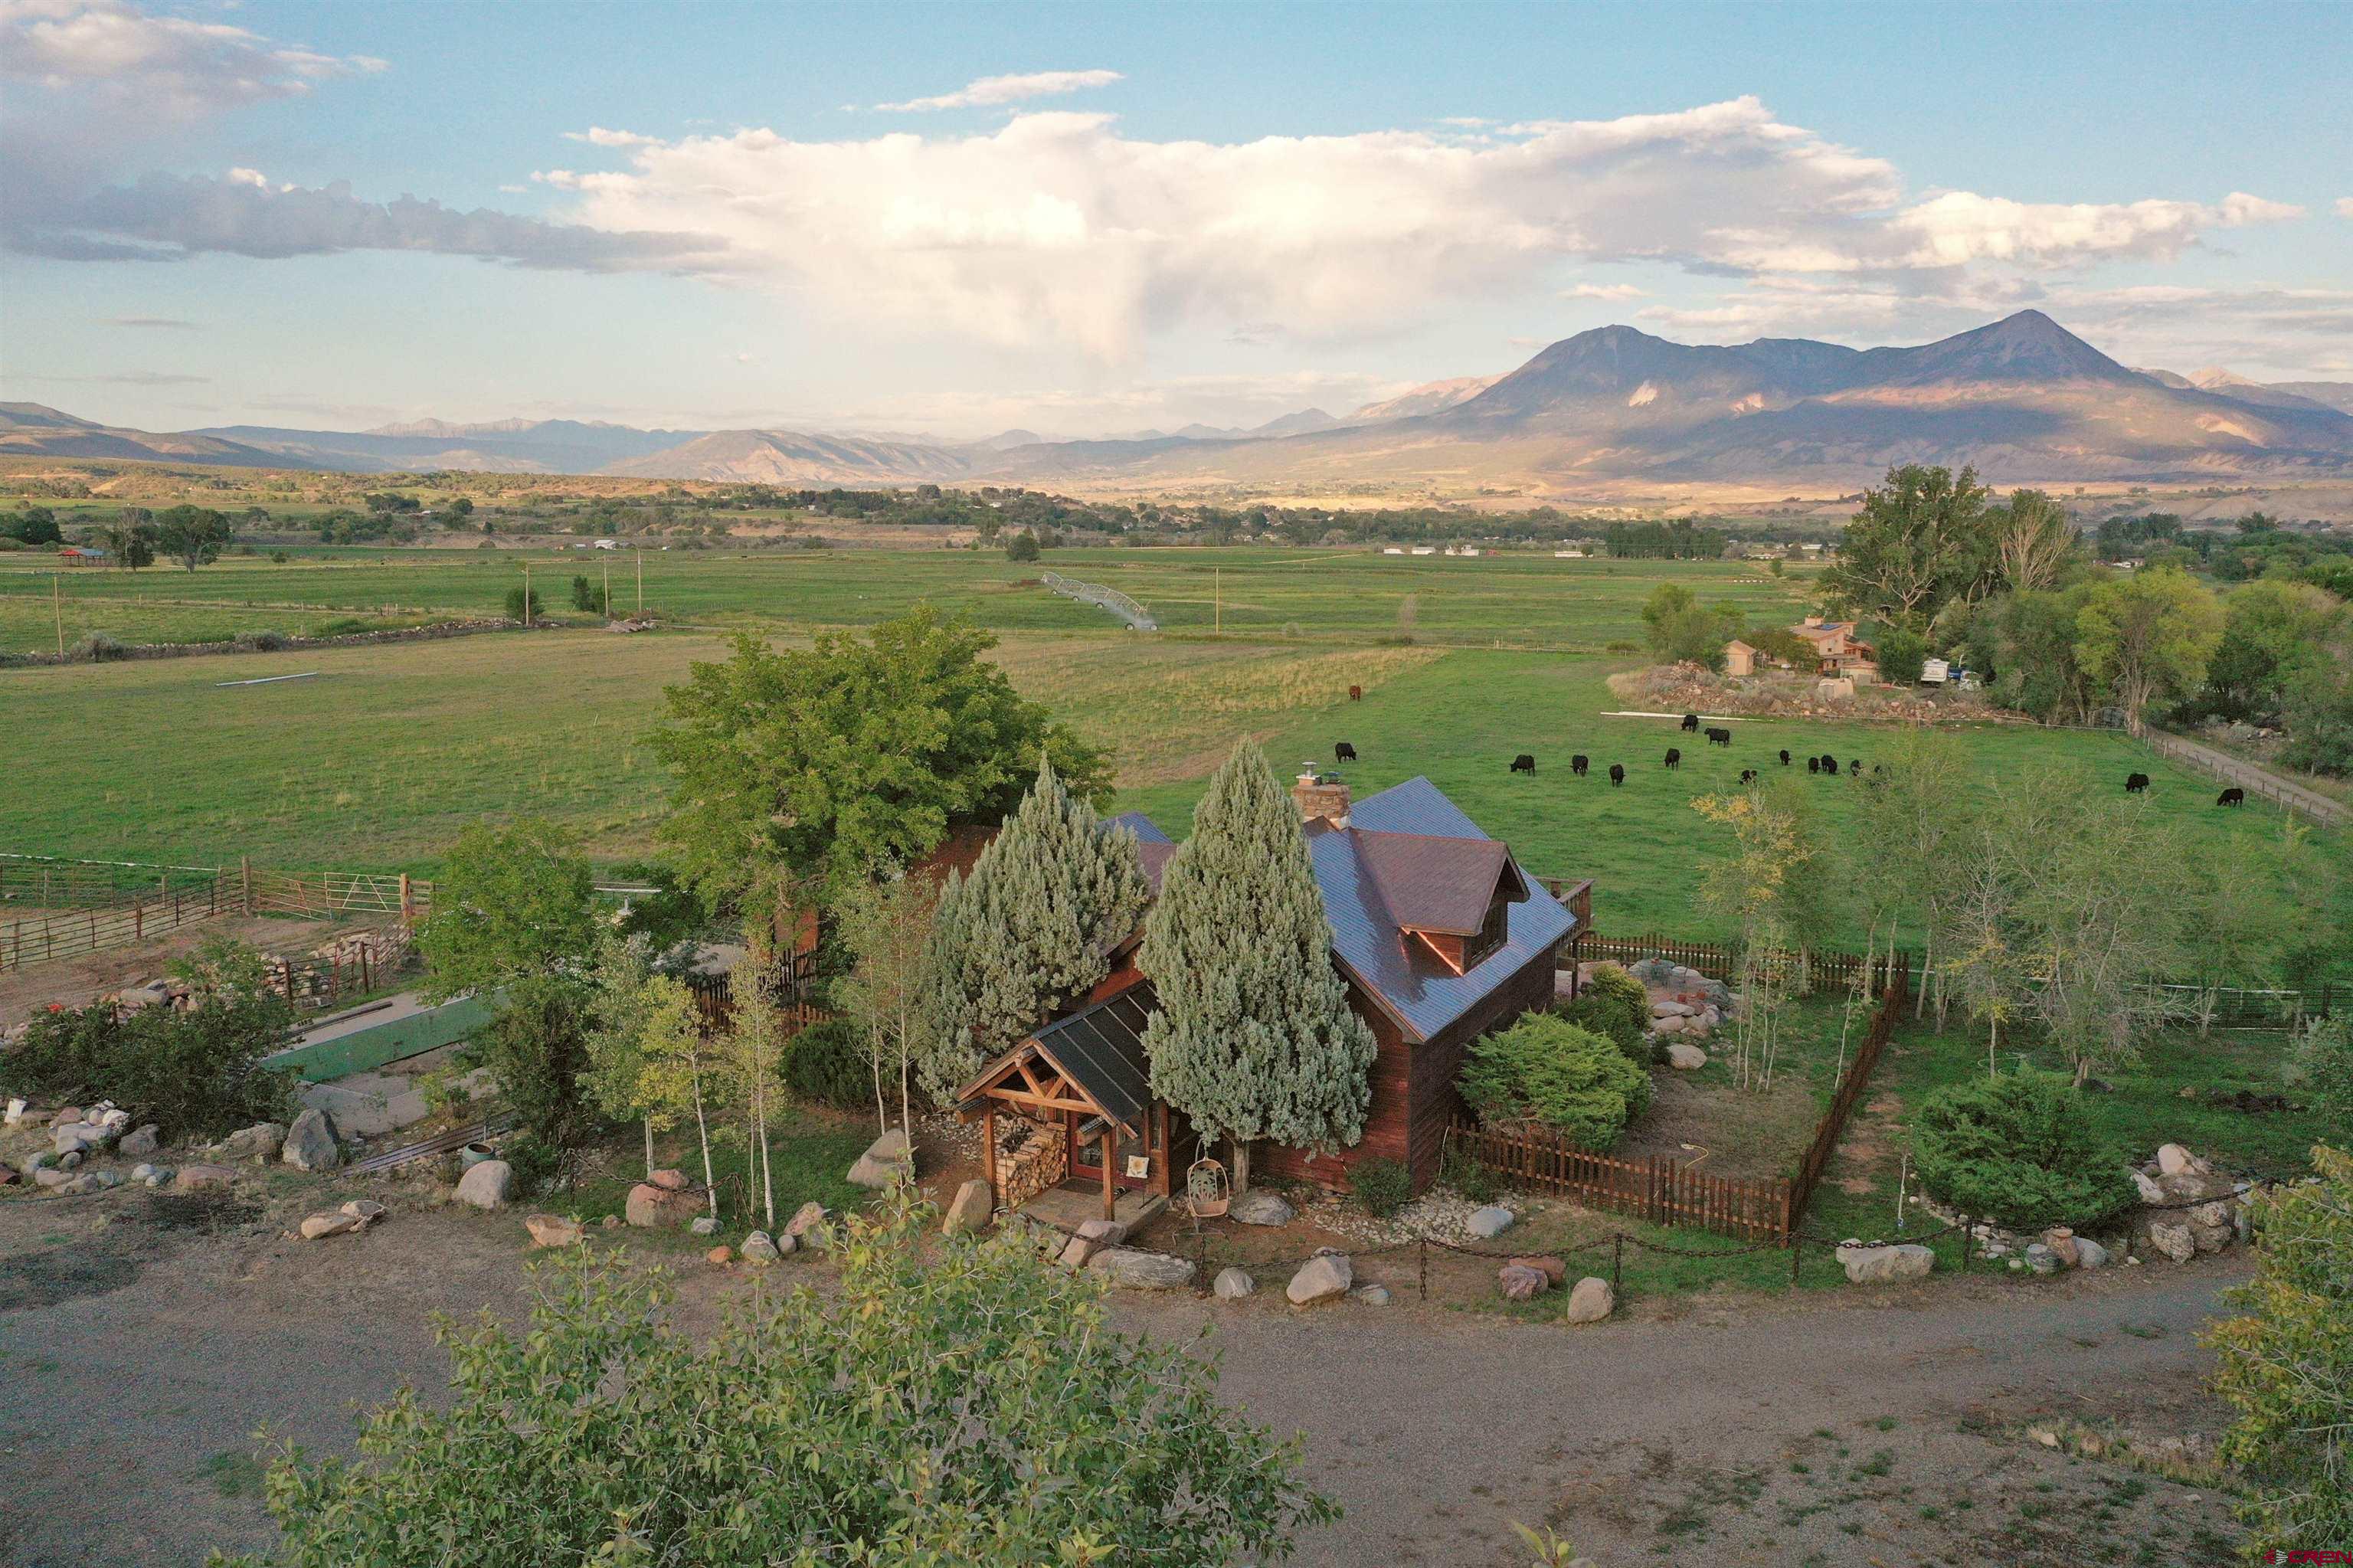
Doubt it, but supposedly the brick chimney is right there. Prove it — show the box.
[1293,770,1351,827]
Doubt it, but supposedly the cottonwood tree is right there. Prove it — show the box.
[153,503,234,571]
[1139,740,1376,1190]
[648,608,1111,908]
[915,758,1150,1102]
[1991,488,2080,594]
[1824,464,1995,626]
[715,928,787,1229]
[415,819,598,1001]
[2075,565,2225,732]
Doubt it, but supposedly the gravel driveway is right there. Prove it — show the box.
[0,1185,2250,1567]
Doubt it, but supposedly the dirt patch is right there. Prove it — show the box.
[1616,1068,1822,1183]
[0,914,363,1022]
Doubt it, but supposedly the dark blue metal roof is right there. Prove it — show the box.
[1309,777,1577,1043]
[1108,810,1172,846]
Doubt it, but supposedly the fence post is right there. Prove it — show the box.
[1789,1232,1802,1288]
[1419,1237,1429,1302]
[398,872,414,924]
[240,856,253,916]
[1611,1233,1623,1295]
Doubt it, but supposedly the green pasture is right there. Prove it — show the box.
[6,618,2343,959]
[0,547,1812,654]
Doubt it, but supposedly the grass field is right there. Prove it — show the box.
[8,611,2346,954]
[0,546,1812,653]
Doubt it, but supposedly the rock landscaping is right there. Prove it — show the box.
[1923,1140,2252,1275]
[1085,1246,1196,1289]
[453,1158,512,1210]
[1213,1266,1256,1298]
[1286,1250,1353,1305]
[846,1128,912,1188]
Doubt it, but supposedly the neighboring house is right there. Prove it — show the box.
[1723,638,1761,677]
[1790,616,1877,679]
[957,775,1589,1216]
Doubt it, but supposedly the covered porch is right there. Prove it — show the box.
[955,980,1177,1223]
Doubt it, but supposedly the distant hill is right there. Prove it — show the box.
[15,314,2351,493]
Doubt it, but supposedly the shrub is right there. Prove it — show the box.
[234,629,290,651]
[1459,1013,1651,1151]
[2287,1017,2353,1127]
[1908,1072,2135,1230]
[1350,1154,1412,1218]
[457,976,601,1155]
[213,1189,1335,1568]
[503,584,541,621]
[784,1016,873,1109]
[0,944,295,1138]
[313,617,378,637]
[72,630,126,662]
[1558,963,1651,1067]
[1875,626,1929,685]
[1441,1144,1501,1204]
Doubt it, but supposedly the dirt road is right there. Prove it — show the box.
[0,1187,2250,1567]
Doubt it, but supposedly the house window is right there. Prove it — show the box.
[1464,895,1509,969]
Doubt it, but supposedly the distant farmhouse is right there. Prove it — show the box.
[955,775,1589,1218]
[1726,614,1878,681]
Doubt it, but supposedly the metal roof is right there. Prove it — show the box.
[1307,777,1576,1043]
[1108,811,1172,846]
[1351,830,1518,936]
[1029,979,1157,1131]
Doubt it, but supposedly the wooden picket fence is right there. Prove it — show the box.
[1581,931,1911,996]
[684,951,833,1036]
[1444,1118,1791,1241]
[1448,956,1913,1242]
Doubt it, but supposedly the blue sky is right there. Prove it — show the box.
[5,0,2348,438]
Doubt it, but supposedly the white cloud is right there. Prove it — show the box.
[527,96,2296,361]
[1562,283,1647,301]
[875,68,1123,113]
[2337,197,2353,218]
[0,0,384,117]
[565,126,660,149]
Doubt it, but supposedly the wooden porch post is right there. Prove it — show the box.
[1101,1126,1117,1222]
[982,1101,998,1208]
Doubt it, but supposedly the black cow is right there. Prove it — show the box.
[1334,741,1357,763]
[1806,755,1821,774]
[1739,769,1758,784]
[1680,712,1700,732]
[1663,748,1680,770]
[1510,753,1536,774]
[1847,758,1862,777]
[1570,754,1589,776]
[2124,772,2150,793]
[1608,764,1626,786]
[1779,749,1792,766]
[1818,753,1838,774]
[1704,726,1732,747]
[2217,787,2246,807]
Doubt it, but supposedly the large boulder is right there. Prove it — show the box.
[1213,1267,1257,1300]
[2073,1237,2110,1269]
[1086,1247,1196,1290]
[1465,1206,1515,1239]
[846,1128,913,1189]
[1287,1252,1353,1305]
[1562,1276,1615,1324]
[2132,1170,2165,1205]
[280,1108,342,1171]
[2147,1221,2197,1263]
[624,1180,703,1229]
[299,1211,360,1241]
[646,1167,690,1191]
[1508,1255,1569,1287]
[175,1164,237,1190]
[1229,1189,1294,1227]
[740,1231,782,1265]
[525,1214,585,1249]
[211,1122,286,1161]
[783,1201,829,1246]
[1839,1243,1936,1285]
[454,1159,513,1210]
[2155,1143,2205,1177]
[1666,1043,1709,1071]
[941,1179,992,1235]
[1497,1264,1548,1301]
[1058,1217,1127,1269]
[117,1124,161,1160]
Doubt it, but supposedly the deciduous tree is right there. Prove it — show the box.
[2075,565,2224,732]
[415,820,598,1001]
[1825,464,1995,626]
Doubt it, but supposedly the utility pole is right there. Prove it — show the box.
[1214,566,1221,636]
[52,572,64,656]
[602,558,611,620]
[635,547,644,614]
[522,563,532,627]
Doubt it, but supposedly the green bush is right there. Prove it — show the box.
[457,976,601,1156]
[234,629,290,651]
[1909,1072,2135,1230]
[0,944,295,1138]
[1459,1013,1651,1151]
[503,584,541,622]
[784,1016,873,1109]
[1350,1155,1412,1218]
[72,630,126,661]
[1440,1144,1501,1204]
[1558,963,1651,1067]
[1874,626,1929,685]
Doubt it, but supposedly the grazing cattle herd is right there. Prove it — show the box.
[1318,728,2256,815]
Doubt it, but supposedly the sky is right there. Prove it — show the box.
[3,0,2348,441]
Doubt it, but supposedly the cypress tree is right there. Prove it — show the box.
[915,758,1150,1102]
[1140,740,1375,1189]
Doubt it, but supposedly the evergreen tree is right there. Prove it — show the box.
[915,759,1150,1102]
[1139,740,1375,1189]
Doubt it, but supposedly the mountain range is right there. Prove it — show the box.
[6,312,2350,493]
